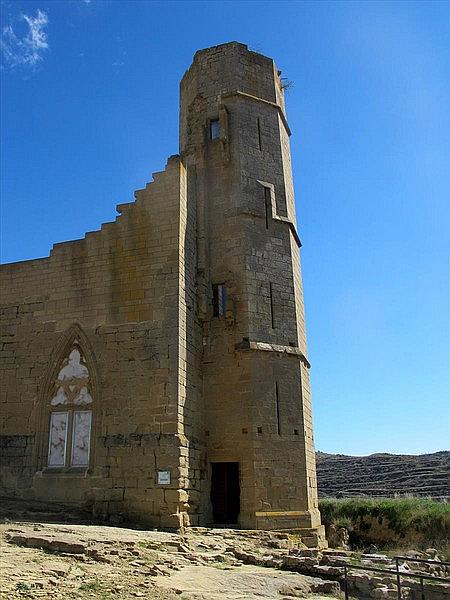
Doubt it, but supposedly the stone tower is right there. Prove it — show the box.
[0,42,324,546]
[179,42,324,545]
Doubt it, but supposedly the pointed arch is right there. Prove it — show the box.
[41,322,100,406]
[36,323,100,471]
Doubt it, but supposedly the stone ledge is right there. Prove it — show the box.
[273,215,302,247]
[235,339,310,368]
[222,90,292,136]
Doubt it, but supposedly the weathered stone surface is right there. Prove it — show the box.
[3,518,450,600]
[282,555,319,570]
[327,525,349,550]
[310,579,340,595]
[6,533,87,554]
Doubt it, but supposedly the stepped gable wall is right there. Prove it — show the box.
[0,156,196,527]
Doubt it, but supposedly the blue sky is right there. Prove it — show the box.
[1,0,448,456]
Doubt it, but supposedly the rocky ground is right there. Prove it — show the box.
[1,499,448,600]
[316,451,449,499]
[0,520,339,600]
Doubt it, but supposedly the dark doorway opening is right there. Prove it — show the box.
[210,462,240,525]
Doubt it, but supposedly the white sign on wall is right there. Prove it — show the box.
[157,470,171,485]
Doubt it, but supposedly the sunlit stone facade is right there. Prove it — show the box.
[0,43,325,546]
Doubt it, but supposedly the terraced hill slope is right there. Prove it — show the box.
[316,451,449,499]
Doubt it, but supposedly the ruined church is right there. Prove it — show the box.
[0,42,325,546]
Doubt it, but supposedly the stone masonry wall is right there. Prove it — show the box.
[0,157,195,527]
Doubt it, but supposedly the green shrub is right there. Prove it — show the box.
[319,497,450,549]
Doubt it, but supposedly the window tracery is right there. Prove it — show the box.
[47,342,93,469]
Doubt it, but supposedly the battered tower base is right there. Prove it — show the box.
[252,509,327,548]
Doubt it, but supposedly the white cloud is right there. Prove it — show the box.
[1,9,49,69]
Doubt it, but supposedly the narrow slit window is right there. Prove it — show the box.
[210,119,220,140]
[275,382,281,435]
[212,284,226,317]
[264,187,272,229]
[269,282,275,328]
[257,117,262,150]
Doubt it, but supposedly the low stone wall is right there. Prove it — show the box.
[228,544,449,600]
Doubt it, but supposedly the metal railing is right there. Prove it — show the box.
[393,555,450,569]
[342,556,450,600]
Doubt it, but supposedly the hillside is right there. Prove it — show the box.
[316,450,449,499]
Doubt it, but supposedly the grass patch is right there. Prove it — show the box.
[79,579,102,592]
[77,579,113,598]
[210,561,234,570]
[319,497,450,550]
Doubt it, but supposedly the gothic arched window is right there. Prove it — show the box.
[47,343,94,468]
